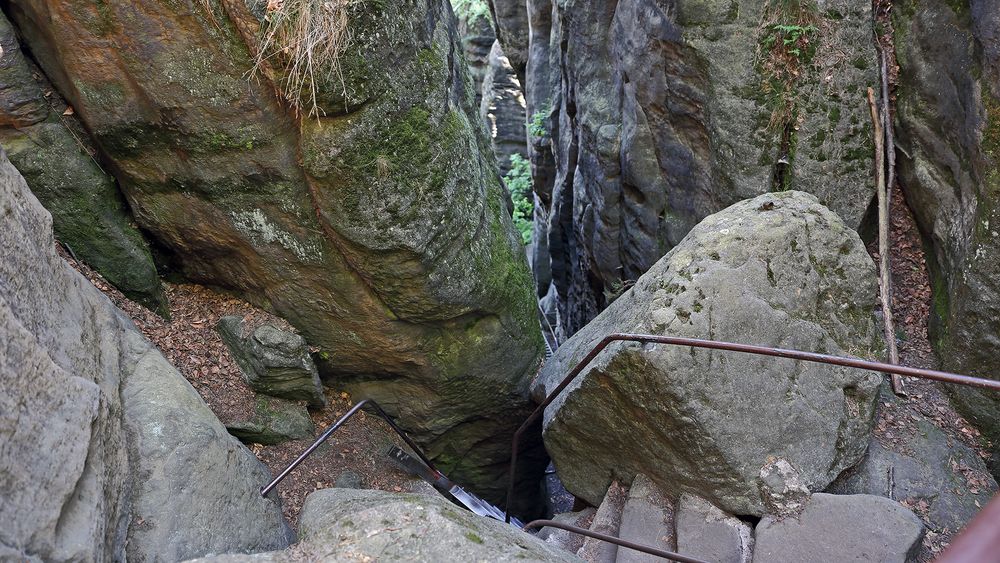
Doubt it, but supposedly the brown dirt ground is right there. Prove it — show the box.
[61,249,428,528]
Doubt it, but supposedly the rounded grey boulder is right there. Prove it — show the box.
[532,191,884,516]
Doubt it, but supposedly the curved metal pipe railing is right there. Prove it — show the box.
[505,333,1000,521]
[260,398,439,497]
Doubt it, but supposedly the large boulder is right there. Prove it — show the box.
[892,0,1000,470]
[530,0,876,336]
[0,10,165,313]
[532,191,883,516]
[0,150,293,560]
[5,0,545,506]
[189,488,583,562]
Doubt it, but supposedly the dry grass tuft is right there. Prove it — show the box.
[756,0,820,129]
[253,0,358,119]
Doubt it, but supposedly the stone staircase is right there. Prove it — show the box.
[537,471,933,563]
[539,474,752,563]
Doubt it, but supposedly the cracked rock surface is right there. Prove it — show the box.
[533,191,883,516]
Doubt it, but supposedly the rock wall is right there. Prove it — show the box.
[0,149,293,561]
[0,11,165,313]
[893,0,1000,471]
[490,0,530,83]
[513,0,877,336]
[454,3,497,108]
[481,40,528,175]
[3,0,545,507]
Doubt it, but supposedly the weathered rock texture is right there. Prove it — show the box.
[4,0,545,506]
[226,396,315,446]
[490,0,530,82]
[525,0,877,336]
[892,0,1000,470]
[617,474,677,563]
[676,494,753,563]
[532,192,883,516]
[0,150,293,561]
[190,488,583,562]
[218,316,325,407]
[828,396,998,550]
[752,493,924,563]
[481,40,528,175]
[454,2,497,107]
[0,10,165,312]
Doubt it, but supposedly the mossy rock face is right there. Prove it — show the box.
[0,11,165,313]
[533,0,877,335]
[893,0,1000,471]
[226,396,315,446]
[7,0,544,508]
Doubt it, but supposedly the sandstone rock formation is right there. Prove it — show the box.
[490,0,530,83]
[892,0,1000,472]
[481,40,528,175]
[4,0,545,506]
[0,10,165,313]
[190,488,582,562]
[0,149,293,561]
[454,1,497,108]
[516,0,877,336]
[218,316,325,407]
[532,191,883,516]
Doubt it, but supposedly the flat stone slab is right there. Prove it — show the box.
[616,474,676,563]
[676,494,752,563]
[753,493,924,563]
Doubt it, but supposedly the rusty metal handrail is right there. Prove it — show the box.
[523,520,709,563]
[260,398,439,497]
[505,333,1000,522]
[934,493,1000,562]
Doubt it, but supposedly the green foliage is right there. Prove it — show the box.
[528,105,550,137]
[503,154,534,245]
[451,0,491,25]
[761,23,818,62]
[757,1,820,130]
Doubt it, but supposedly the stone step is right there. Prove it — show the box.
[578,480,628,562]
[615,474,676,563]
[538,508,597,555]
[675,494,753,563]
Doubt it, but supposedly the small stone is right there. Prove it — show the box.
[334,470,363,490]
[217,317,326,407]
[226,396,314,445]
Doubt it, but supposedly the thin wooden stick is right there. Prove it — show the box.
[867,87,905,395]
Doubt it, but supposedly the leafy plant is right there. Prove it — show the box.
[757,2,820,129]
[451,0,491,25]
[503,154,534,245]
[528,105,550,138]
[762,23,818,61]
